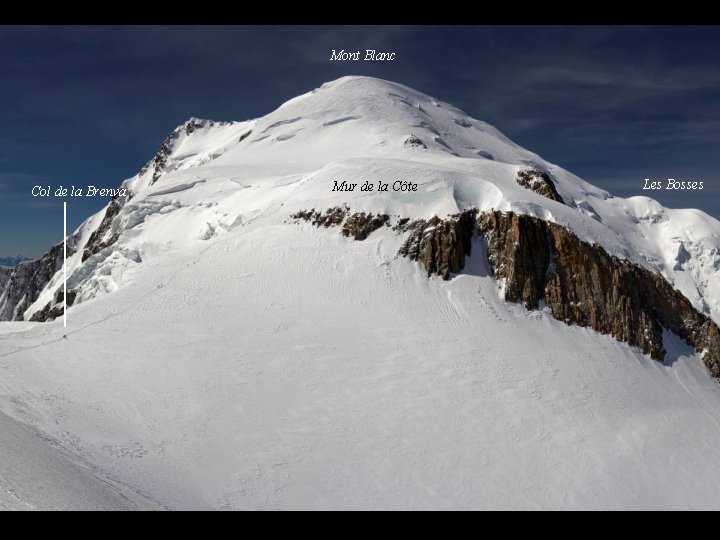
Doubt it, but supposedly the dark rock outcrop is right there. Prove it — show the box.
[291,207,475,279]
[397,210,477,280]
[28,288,77,322]
[140,118,218,185]
[404,135,427,148]
[140,130,179,185]
[516,168,564,203]
[82,194,127,262]
[29,303,64,322]
[55,288,77,307]
[342,212,390,241]
[291,207,348,228]
[291,207,390,241]
[184,119,206,136]
[477,211,720,375]
[288,205,720,378]
[0,240,78,321]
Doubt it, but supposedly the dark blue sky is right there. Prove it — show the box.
[1,25,719,257]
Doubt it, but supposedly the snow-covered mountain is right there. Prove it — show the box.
[2,76,720,510]
[8,76,720,328]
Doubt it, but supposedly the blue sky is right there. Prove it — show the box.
[1,25,718,257]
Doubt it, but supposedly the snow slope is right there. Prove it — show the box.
[3,227,720,509]
[2,76,720,509]
[0,392,156,510]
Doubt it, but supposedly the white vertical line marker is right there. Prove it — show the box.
[64,201,67,328]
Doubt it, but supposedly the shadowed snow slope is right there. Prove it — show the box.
[1,77,720,509]
[0,409,157,510]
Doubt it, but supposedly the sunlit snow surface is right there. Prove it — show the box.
[2,77,720,510]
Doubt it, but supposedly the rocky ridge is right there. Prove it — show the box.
[0,240,78,321]
[515,168,564,203]
[139,118,216,185]
[82,193,130,263]
[0,118,197,322]
[0,266,13,290]
[292,206,720,378]
[29,288,77,323]
[397,211,477,280]
[478,211,720,376]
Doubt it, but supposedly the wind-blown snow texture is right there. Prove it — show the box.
[2,77,720,510]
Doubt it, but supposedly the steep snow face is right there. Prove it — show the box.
[21,76,720,327]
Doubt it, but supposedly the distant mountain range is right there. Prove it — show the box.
[0,256,31,268]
